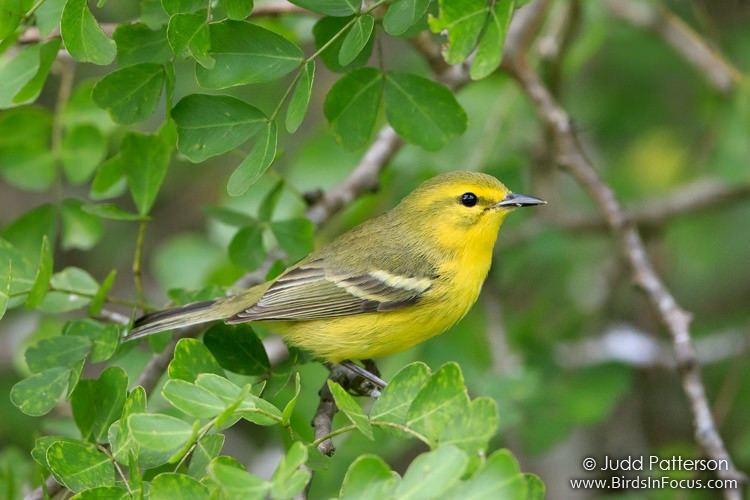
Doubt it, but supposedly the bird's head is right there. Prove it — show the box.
[396,171,545,253]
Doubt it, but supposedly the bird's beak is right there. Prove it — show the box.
[495,192,547,208]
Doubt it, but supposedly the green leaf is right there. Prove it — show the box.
[257,180,284,222]
[0,0,27,40]
[26,236,53,308]
[60,0,116,65]
[0,106,55,190]
[46,440,115,492]
[371,362,430,425]
[188,434,224,478]
[151,472,210,499]
[339,14,374,66]
[384,0,430,36]
[525,473,545,500]
[122,131,172,215]
[447,449,527,499]
[0,39,60,108]
[286,61,315,133]
[167,11,214,68]
[108,387,147,465]
[227,121,277,196]
[61,125,106,184]
[26,335,91,373]
[470,0,514,80]
[37,266,100,313]
[0,38,60,108]
[62,79,115,131]
[406,363,498,454]
[196,21,303,89]
[0,265,9,321]
[71,367,128,443]
[324,67,383,149]
[203,323,270,375]
[339,455,398,500]
[204,206,256,227]
[195,374,281,425]
[384,71,467,150]
[328,380,373,439]
[221,0,253,20]
[1,203,56,262]
[10,366,70,416]
[64,319,120,362]
[289,0,357,17]
[36,0,66,36]
[161,0,204,15]
[228,224,266,270]
[128,413,193,453]
[82,203,146,221]
[71,486,129,500]
[162,379,226,418]
[208,460,270,498]
[428,0,487,64]
[32,436,74,469]
[172,93,266,163]
[281,372,301,425]
[270,218,314,262]
[90,156,126,200]
[114,23,172,66]
[168,338,225,382]
[313,16,373,72]
[270,442,310,499]
[395,446,468,498]
[92,64,165,125]
[61,199,104,251]
[0,238,35,297]
[88,270,117,317]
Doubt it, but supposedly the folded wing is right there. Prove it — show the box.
[227,260,433,322]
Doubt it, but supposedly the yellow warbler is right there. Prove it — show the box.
[127,171,544,363]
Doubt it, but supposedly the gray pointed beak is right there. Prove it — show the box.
[495,192,547,208]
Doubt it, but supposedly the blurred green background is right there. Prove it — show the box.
[2,0,750,498]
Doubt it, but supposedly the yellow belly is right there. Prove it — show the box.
[264,255,490,362]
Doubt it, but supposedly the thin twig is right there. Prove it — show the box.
[605,0,742,93]
[501,178,750,247]
[503,54,746,493]
[557,324,750,369]
[18,1,307,45]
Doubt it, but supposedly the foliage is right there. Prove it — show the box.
[2,0,750,498]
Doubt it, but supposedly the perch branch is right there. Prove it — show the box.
[503,53,746,491]
[605,0,742,93]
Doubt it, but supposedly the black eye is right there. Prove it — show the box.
[460,192,478,207]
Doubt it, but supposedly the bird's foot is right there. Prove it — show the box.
[312,360,387,456]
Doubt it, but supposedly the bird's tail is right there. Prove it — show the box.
[125,284,270,342]
[126,299,227,341]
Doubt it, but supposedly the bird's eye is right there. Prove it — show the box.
[460,192,478,207]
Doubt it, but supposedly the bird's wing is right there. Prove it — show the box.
[227,259,433,322]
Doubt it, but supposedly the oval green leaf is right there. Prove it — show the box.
[383,71,467,151]
[172,94,266,163]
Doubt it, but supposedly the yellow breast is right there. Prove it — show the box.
[267,235,496,362]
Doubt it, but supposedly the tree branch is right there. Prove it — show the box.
[503,53,746,492]
[605,0,742,94]
[501,178,750,247]
[557,324,750,369]
[18,1,307,45]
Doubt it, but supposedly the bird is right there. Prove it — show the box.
[127,171,545,383]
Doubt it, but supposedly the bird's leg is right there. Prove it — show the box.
[341,360,387,392]
[312,361,386,456]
